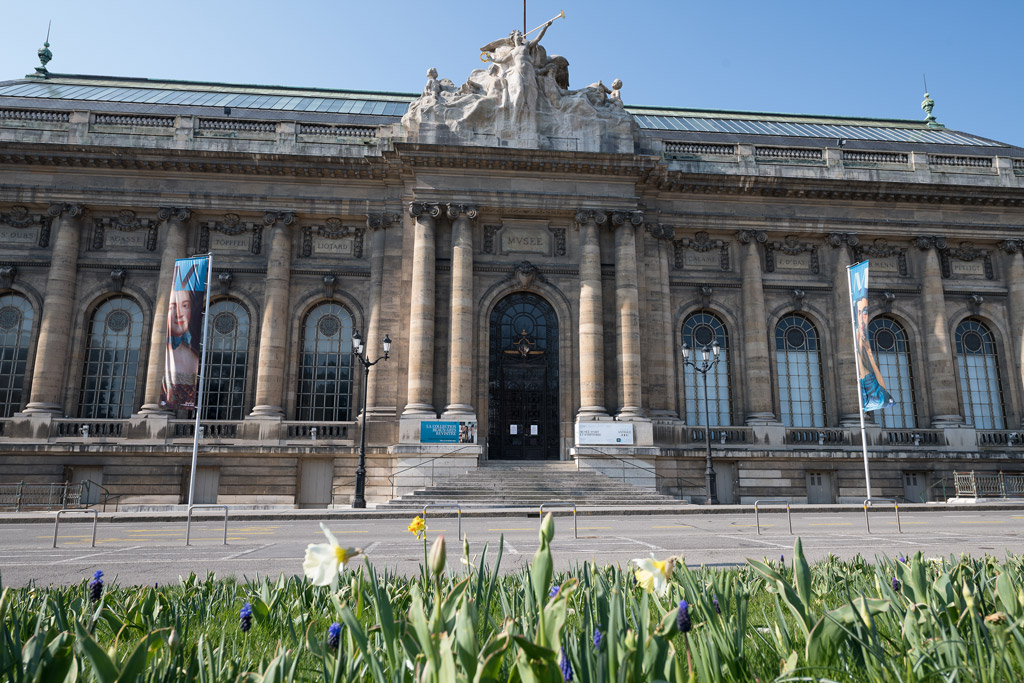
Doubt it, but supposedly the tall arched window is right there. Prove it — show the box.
[0,293,34,417]
[775,314,825,427]
[955,319,1005,429]
[79,297,144,418]
[201,299,250,420]
[296,302,354,421]
[681,311,731,426]
[868,317,916,428]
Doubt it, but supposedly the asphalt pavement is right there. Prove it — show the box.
[1,504,1022,587]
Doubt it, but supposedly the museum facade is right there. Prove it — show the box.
[1,40,1023,506]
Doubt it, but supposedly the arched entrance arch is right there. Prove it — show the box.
[488,292,559,460]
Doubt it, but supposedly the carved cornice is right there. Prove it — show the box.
[915,235,948,251]
[409,202,443,219]
[156,207,192,222]
[446,204,479,221]
[263,210,296,226]
[1000,239,1024,255]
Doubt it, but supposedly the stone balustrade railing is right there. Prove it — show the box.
[755,146,824,161]
[883,429,946,447]
[197,118,276,133]
[929,154,994,168]
[298,123,378,138]
[842,150,909,164]
[0,108,70,123]
[977,430,1024,447]
[664,141,737,157]
[94,114,175,128]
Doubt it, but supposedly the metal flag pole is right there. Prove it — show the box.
[847,261,873,501]
[187,253,214,511]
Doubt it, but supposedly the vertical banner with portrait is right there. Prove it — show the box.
[848,261,894,412]
[159,256,210,410]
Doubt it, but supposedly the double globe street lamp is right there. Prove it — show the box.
[681,339,721,505]
[351,330,391,509]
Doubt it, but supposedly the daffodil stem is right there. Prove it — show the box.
[685,632,693,679]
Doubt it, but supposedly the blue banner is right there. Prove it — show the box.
[420,421,477,444]
[160,256,210,410]
[849,261,894,412]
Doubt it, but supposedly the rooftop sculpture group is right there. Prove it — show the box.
[401,13,637,153]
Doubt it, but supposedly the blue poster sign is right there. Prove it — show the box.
[420,421,477,444]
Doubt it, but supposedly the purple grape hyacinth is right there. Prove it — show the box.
[713,595,721,614]
[560,648,573,681]
[549,584,560,599]
[88,571,103,603]
[328,622,341,650]
[239,602,253,633]
[677,599,692,633]
[892,576,902,592]
[593,625,602,649]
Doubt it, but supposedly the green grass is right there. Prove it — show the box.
[4,518,1024,681]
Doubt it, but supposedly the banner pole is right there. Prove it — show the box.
[847,262,873,502]
[187,253,214,511]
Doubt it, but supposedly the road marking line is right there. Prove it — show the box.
[221,543,273,560]
[615,536,666,552]
[959,521,1003,524]
[579,526,611,530]
[809,523,852,526]
[730,524,768,528]
[653,525,693,529]
[489,528,535,531]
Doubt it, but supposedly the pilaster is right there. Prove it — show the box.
[441,203,478,420]
[827,232,861,426]
[249,210,295,418]
[646,223,682,423]
[402,202,441,417]
[737,229,778,425]
[575,209,609,420]
[917,235,963,427]
[363,212,397,419]
[612,210,646,420]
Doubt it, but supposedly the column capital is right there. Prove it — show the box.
[825,232,859,248]
[1000,239,1024,254]
[446,203,479,221]
[157,207,192,222]
[646,223,675,241]
[263,210,296,226]
[610,210,643,228]
[574,209,607,226]
[366,212,398,230]
[736,229,766,244]
[48,202,86,218]
[409,202,443,219]
[916,235,947,251]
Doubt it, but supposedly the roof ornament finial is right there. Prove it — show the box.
[921,73,943,128]
[31,21,53,79]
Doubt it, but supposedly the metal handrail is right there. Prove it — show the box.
[53,509,98,548]
[185,505,229,545]
[422,502,462,540]
[573,446,699,499]
[81,479,123,512]
[539,502,577,539]
[387,445,477,500]
[330,478,357,506]
[864,498,901,534]
[753,499,793,535]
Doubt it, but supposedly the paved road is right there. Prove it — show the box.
[2,508,1022,587]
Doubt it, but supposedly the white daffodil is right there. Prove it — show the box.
[632,556,676,597]
[303,522,362,589]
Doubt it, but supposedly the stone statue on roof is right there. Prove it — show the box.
[400,15,637,153]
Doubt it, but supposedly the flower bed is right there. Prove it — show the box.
[3,514,1024,681]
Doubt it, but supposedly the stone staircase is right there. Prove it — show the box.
[380,460,684,508]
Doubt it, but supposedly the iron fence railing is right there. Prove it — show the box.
[954,471,1024,498]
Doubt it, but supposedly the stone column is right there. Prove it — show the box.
[1003,241,1024,426]
[363,212,394,417]
[139,208,191,415]
[738,230,776,423]
[647,224,681,422]
[442,204,478,419]
[918,236,962,426]
[828,233,861,426]
[403,202,441,417]
[612,210,646,419]
[576,209,609,419]
[249,210,295,417]
[23,203,86,414]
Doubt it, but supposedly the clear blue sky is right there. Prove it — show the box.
[2,0,1021,147]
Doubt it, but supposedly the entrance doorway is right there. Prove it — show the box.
[488,293,559,460]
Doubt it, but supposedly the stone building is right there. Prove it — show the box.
[0,36,1022,507]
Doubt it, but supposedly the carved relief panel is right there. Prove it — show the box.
[90,210,157,252]
[481,219,566,258]
[301,218,364,258]
[198,214,262,255]
[0,206,51,248]
[764,235,819,274]
[671,231,730,271]
[941,241,994,280]
[853,238,908,277]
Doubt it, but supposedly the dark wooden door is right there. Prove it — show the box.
[488,293,559,460]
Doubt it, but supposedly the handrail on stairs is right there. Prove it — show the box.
[387,445,478,501]
[573,446,697,501]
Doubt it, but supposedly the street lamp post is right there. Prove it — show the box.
[681,339,721,505]
[351,330,391,509]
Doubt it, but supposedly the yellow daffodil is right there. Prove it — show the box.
[303,522,361,590]
[408,516,427,540]
[633,556,676,596]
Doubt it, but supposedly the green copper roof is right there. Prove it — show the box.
[0,75,1004,147]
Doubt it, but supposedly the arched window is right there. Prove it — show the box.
[79,297,144,418]
[955,319,1005,429]
[868,317,916,428]
[296,302,354,421]
[201,299,250,420]
[775,314,825,427]
[0,293,34,417]
[681,311,731,426]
